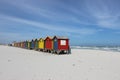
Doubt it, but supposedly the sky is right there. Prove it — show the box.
[0,0,120,46]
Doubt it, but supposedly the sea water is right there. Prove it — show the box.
[71,46,120,52]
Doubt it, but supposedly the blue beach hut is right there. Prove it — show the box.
[30,39,35,49]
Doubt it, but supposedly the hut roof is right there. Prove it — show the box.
[27,40,31,42]
[53,36,68,39]
[35,39,38,41]
[31,39,34,41]
[39,38,45,40]
[45,36,53,40]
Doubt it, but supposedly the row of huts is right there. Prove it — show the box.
[14,36,71,54]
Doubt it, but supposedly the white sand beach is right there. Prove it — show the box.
[0,45,120,80]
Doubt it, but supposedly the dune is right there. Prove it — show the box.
[0,45,120,80]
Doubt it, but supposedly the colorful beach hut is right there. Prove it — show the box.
[21,41,23,48]
[14,42,17,47]
[18,42,21,47]
[15,42,18,47]
[20,42,22,48]
[27,40,30,49]
[44,36,53,52]
[23,41,26,48]
[53,36,69,54]
[38,38,45,51]
[25,41,28,49]
[35,39,38,50]
[30,39,35,49]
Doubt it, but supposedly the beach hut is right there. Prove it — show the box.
[38,38,45,51]
[23,41,26,48]
[16,42,18,47]
[35,39,38,50]
[15,42,17,47]
[23,41,25,48]
[25,41,28,49]
[24,41,27,48]
[19,42,21,48]
[44,36,53,52]
[18,42,21,47]
[30,39,35,49]
[17,42,19,47]
[16,43,18,47]
[20,42,22,48]
[14,42,17,47]
[27,40,30,49]
[53,36,70,54]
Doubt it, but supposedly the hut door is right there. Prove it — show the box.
[54,39,58,50]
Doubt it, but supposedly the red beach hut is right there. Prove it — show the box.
[53,36,70,54]
[44,36,53,52]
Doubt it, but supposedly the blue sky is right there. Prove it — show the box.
[0,0,120,45]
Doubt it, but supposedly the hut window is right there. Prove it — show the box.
[60,40,66,45]
[54,39,57,42]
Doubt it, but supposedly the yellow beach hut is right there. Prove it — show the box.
[38,38,45,51]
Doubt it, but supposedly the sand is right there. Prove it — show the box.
[0,45,120,80]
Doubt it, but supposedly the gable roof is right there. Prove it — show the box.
[45,36,54,40]
[35,38,38,41]
[53,36,69,39]
[39,38,45,40]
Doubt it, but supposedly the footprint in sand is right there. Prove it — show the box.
[72,64,75,66]
[8,59,11,62]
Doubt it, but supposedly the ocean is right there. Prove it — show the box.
[71,46,120,52]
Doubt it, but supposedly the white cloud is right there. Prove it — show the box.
[2,0,98,26]
[0,14,101,35]
[1,0,120,30]
[84,0,120,29]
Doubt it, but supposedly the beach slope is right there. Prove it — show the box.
[0,45,120,80]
